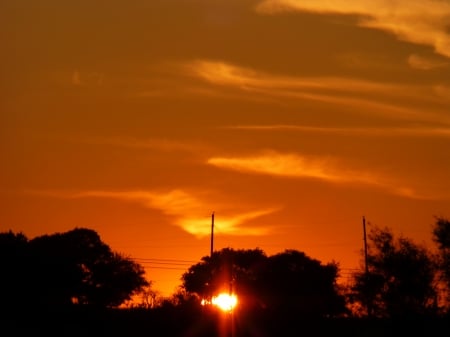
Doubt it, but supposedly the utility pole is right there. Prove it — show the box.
[363,215,372,317]
[363,216,368,275]
[210,212,214,257]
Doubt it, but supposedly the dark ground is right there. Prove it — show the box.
[1,305,449,337]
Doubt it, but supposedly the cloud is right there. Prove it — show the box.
[181,209,277,237]
[256,0,450,58]
[433,85,450,101]
[208,151,373,183]
[72,70,82,86]
[407,54,449,70]
[225,124,450,137]
[185,60,450,124]
[185,60,400,93]
[71,70,104,86]
[207,151,427,199]
[37,189,276,238]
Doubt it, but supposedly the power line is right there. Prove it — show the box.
[134,259,194,265]
[135,261,192,266]
[132,257,197,271]
[133,257,198,263]
[140,266,188,271]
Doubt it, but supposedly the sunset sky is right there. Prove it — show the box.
[2,0,450,297]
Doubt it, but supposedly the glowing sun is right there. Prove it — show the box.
[211,293,238,312]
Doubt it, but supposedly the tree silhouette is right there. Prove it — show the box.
[257,249,347,317]
[432,216,450,311]
[182,248,267,303]
[0,231,30,309]
[1,228,149,309]
[181,247,347,317]
[350,226,438,318]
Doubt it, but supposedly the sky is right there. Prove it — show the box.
[2,0,450,297]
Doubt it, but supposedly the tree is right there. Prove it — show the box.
[182,248,267,304]
[0,231,30,309]
[258,250,347,317]
[350,226,438,318]
[432,216,450,310]
[181,247,347,317]
[1,228,149,308]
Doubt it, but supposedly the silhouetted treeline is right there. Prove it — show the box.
[1,217,450,336]
[348,217,450,318]
[178,217,450,319]
[181,248,348,317]
[0,228,148,311]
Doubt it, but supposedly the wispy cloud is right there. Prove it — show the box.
[71,70,104,86]
[72,71,82,86]
[184,60,450,125]
[208,151,374,183]
[32,189,277,238]
[207,151,427,199]
[181,209,276,237]
[256,0,450,58]
[225,124,450,138]
[407,54,449,70]
[185,60,402,93]
[433,85,450,101]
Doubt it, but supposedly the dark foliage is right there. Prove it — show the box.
[433,217,450,306]
[257,249,347,317]
[2,222,450,336]
[350,226,438,318]
[0,228,148,309]
[0,231,29,309]
[182,247,347,318]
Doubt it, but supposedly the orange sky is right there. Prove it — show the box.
[2,0,450,297]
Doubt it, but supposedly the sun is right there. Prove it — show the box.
[211,293,238,312]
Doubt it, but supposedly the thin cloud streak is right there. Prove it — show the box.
[433,85,450,101]
[71,70,104,86]
[30,189,276,238]
[186,60,404,93]
[207,151,428,199]
[226,125,450,137]
[185,60,450,125]
[407,54,449,70]
[208,152,375,183]
[256,0,450,58]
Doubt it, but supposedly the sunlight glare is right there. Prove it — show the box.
[211,293,238,312]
